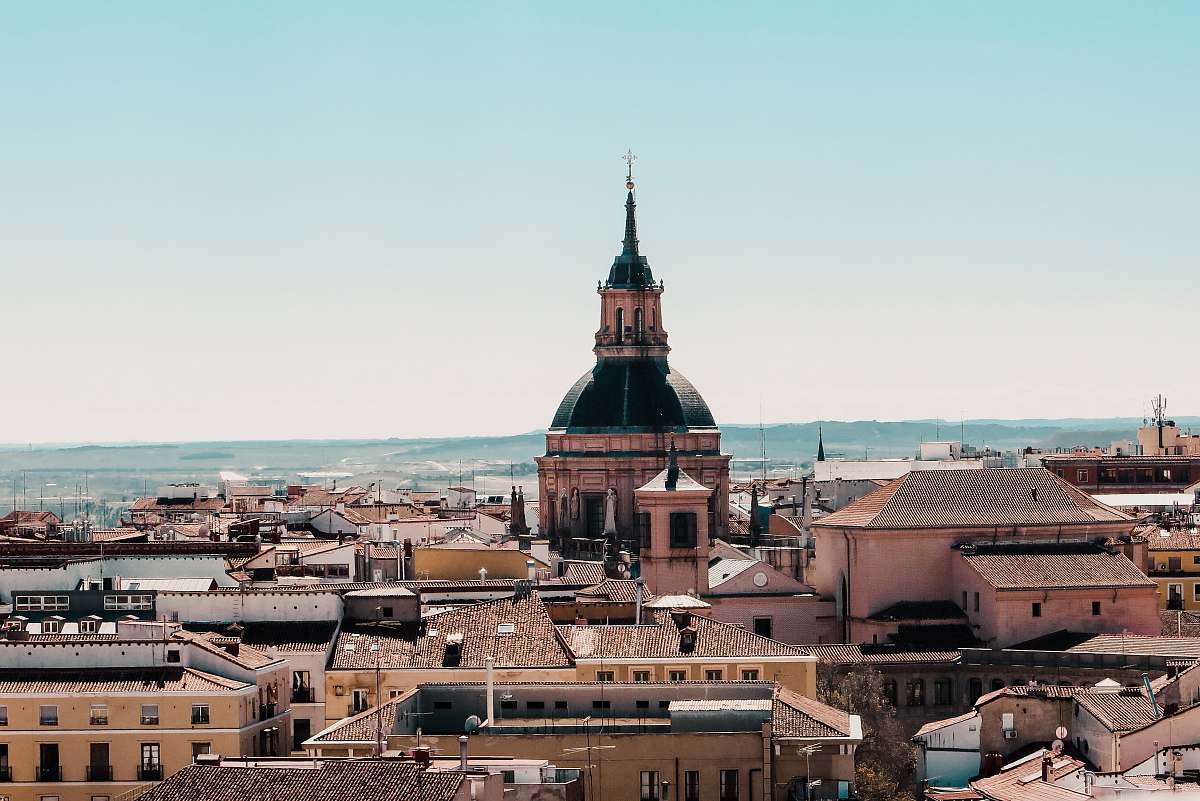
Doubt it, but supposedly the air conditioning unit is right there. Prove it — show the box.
[1003,730,1017,739]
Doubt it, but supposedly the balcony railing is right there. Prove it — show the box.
[0,765,11,782]
[138,764,163,781]
[292,687,314,703]
[87,764,113,781]
[260,702,277,719]
[37,764,62,782]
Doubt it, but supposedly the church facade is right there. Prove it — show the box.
[536,168,730,568]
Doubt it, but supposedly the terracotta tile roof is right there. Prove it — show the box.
[294,488,369,508]
[772,687,854,738]
[969,750,1087,801]
[1147,528,1200,551]
[1014,630,1200,659]
[802,644,961,665]
[577,578,654,604]
[1074,690,1159,733]
[959,543,1154,590]
[1161,610,1200,637]
[330,593,573,671]
[0,510,61,525]
[311,696,406,743]
[0,666,248,694]
[185,622,339,654]
[815,468,1132,529]
[130,497,227,512]
[558,609,807,659]
[132,760,464,801]
[559,561,608,586]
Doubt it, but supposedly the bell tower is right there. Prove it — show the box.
[634,442,712,597]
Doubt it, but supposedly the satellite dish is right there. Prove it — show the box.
[464,715,482,732]
[1055,726,1068,740]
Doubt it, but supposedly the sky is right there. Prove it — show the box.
[2,3,1198,443]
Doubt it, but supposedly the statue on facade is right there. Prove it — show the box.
[559,493,569,531]
[603,488,618,535]
[570,488,580,520]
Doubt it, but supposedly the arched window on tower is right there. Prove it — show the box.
[634,307,644,338]
[651,308,656,331]
[615,308,624,344]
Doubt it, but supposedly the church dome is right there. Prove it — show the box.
[550,360,716,433]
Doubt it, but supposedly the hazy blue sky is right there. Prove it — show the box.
[2,3,1198,443]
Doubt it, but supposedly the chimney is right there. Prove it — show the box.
[527,560,536,583]
[1041,754,1052,783]
[635,578,645,624]
[485,657,496,723]
[458,735,469,771]
[671,609,692,629]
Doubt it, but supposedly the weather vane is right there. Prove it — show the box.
[623,149,637,189]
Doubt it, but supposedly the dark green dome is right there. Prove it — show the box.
[550,360,716,433]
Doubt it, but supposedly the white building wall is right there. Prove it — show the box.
[155,590,343,623]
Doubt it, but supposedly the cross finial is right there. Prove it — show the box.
[623,149,637,189]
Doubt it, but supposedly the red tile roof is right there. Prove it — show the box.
[132,760,464,801]
[0,667,248,694]
[959,543,1154,590]
[558,609,807,659]
[801,644,961,665]
[577,578,654,604]
[815,468,1132,529]
[969,750,1087,801]
[330,593,574,671]
[772,687,854,738]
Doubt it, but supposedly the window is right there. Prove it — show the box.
[191,704,210,725]
[640,770,660,801]
[974,592,980,612]
[1092,601,1102,616]
[496,623,516,635]
[705,669,724,681]
[166,649,181,663]
[934,679,952,706]
[741,669,759,681]
[79,618,98,634]
[1076,470,1087,482]
[325,564,350,578]
[752,618,773,639]
[592,700,611,710]
[501,699,518,711]
[906,679,925,707]
[685,770,700,801]
[555,701,568,710]
[1195,584,1200,602]
[1170,557,1183,571]
[669,670,687,682]
[90,704,109,725]
[968,678,983,702]
[14,595,69,611]
[192,742,211,759]
[140,743,160,777]
[720,769,739,801]
[0,704,7,724]
[633,671,651,683]
[141,704,159,725]
[40,705,58,725]
[527,701,545,710]
[104,594,153,611]
[596,671,615,683]
[883,679,898,707]
[352,689,370,713]
[1031,602,1042,618]
[42,619,61,634]
[669,512,698,548]
[634,307,644,336]
[615,308,625,343]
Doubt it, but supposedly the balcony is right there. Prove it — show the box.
[0,765,11,782]
[138,764,163,781]
[37,764,62,782]
[260,702,277,719]
[87,764,113,781]
[292,687,314,703]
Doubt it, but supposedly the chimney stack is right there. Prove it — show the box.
[459,735,469,770]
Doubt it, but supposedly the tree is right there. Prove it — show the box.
[817,665,918,801]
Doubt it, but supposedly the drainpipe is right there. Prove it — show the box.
[459,735,469,770]
[636,578,645,624]
[485,657,496,724]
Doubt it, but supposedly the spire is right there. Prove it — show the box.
[817,426,826,462]
[621,190,639,256]
[606,150,654,288]
[665,439,679,490]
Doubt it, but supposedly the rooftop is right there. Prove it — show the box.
[558,608,808,660]
[815,467,1131,529]
[131,759,465,801]
[959,543,1155,590]
[0,666,248,694]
